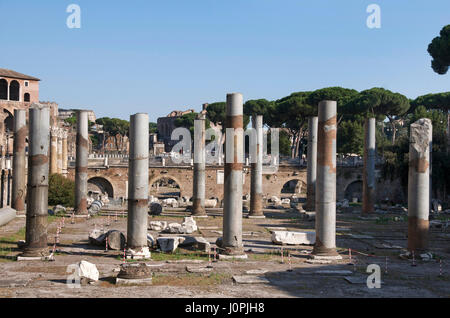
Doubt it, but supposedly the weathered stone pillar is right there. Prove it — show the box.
[192,114,207,217]
[362,117,376,214]
[22,103,50,257]
[0,170,5,208]
[75,110,89,215]
[221,93,246,257]
[408,118,432,253]
[312,100,341,259]
[249,115,264,218]
[12,109,27,213]
[62,130,68,176]
[305,116,318,211]
[50,127,58,175]
[126,113,150,259]
[57,129,63,174]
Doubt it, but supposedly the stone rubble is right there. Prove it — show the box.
[271,230,316,245]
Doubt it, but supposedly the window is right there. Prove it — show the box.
[24,81,29,87]
[24,93,30,102]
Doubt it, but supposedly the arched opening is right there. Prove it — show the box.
[0,79,7,100]
[9,80,19,101]
[3,109,13,131]
[88,177,114,199]
[150,176,181,198]
[344,180,363,202]
[281,179,306,195]
[24,93,30,102]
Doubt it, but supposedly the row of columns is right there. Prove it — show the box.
[49,127,68,175]
[17,100,433,259]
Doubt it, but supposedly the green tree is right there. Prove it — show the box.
[64,114,77,126]
[149,122,158,134]
[205,102,250,130]
[337,120,364,155]
[275,91,315,158]
[428,25,450,75]
[48,174,75,207]
[174,112,211,136]
[308,86,359,122]
[346,88,410,144]
[96,117,130,152]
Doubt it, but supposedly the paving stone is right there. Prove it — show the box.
[232,276,270,284]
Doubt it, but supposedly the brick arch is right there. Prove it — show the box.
[280,178,306,195]
[149,174,184,197]
[88,176,115,198]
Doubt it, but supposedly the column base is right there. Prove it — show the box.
[126,247,151,260]
[311,246,342,260]
[192,214,208,218]
[247,214,266,219]
[218,253,248,260]
[218,245,246,258]
[20,247,49,259]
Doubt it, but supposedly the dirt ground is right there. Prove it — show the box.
[0,206,449,298]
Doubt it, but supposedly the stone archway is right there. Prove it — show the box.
[344,180,363,202]
[88,176,114,198]
[149,175,182,198]
[281,179,306,195]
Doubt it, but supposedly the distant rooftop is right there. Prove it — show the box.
[0,68,40,81]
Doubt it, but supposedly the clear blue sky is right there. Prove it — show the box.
[0,0,449,121]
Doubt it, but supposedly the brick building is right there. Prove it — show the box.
[0,68,40,155]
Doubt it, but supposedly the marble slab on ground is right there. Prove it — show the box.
[232,276,270,284]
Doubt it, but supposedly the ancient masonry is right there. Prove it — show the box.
[22,103,50,258]
[5,94,434,267]
[408,118,432,253]
[75,110,89,215]
[126,113,150,259]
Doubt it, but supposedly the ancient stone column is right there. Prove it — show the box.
[305,116,318,211]
[50,127,58,175]
[192,114,207,217]
[221,93,246,257]
[22,103,50,257]
[126,113,150,259]
[75,110,89,215]
[362,117,376,214]
[312,100,341,259]
[62,130,68,176]
[408,118,432,253]
[57,129,63,174]
[249,115,264,218]
[12,109,27,213]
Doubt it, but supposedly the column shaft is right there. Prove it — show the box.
[408,118,432,252]
[362,117,376,214]
[305,116,318,211]
[126,113,150,259]
[312,100,340,258]
[50,128,58,174]
[250,115,264,217]
[22,103,50,257]
[75,111,89,214]
[192,115,206,216]
[62,131,68,176]
[12,109,27,212]
[222,93,245,255]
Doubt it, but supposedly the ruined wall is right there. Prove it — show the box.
[67,164,404,204]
